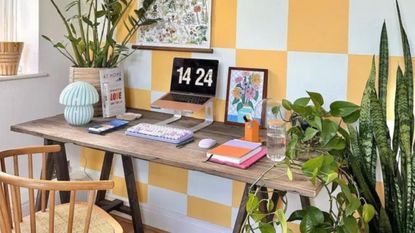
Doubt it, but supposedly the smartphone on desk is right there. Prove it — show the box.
[88,119,128,135]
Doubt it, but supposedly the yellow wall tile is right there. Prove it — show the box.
[347,55,373,105]
[80,148,104,171]
[125,88,151,110]
[112,176,148,203]
[348,55,415,120]
[288,0,349,53]
[116,0,138,43]
[148,162,188,193]
[192,98,226,122]
[232,181,245,208]
[236,50,287,101]
[211,0,237,48]
[151,51,192,92]
[188,196,232,228]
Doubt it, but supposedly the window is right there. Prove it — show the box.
[0,0,39,75]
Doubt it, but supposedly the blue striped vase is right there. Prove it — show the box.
[64,105,94,126]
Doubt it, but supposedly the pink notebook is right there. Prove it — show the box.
[208,148,267,169]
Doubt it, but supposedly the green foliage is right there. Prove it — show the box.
[43,0,158,67]
[345,2,415,233]
[243,93,374,233]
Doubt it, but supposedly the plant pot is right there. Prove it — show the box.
[69,67,103,117]
[0,42,24,76]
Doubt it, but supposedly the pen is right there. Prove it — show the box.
[176,138,194,148]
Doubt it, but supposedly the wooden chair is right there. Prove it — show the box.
[0,145,123,233]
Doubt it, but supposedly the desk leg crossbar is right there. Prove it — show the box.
[232,183,311,233]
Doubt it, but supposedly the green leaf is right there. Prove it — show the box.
[267,198,274,212]
[345,196,360,216]
[275,209,288,233]
[282,99,292,110]
[303,127,319,142]
[320,119,338,145]
[95,10,106,18]
[324,172,337,184]
[343,216,358,233]
[232,98,239,105]
[248,101,255,110]
[307,91,324,107]
[294,97,310,107]
[362,204,376,223]
[287,166,293,181]
[287,210,306,222]
[330,101,360,119]
[41,35,53,43]
[259,222,276,233]
[322,136,346,150]
[378,22,389,116]
[53,42,65,49]
[302,156,324,178]
[272,105,281,117]
[237,102,243,112]
[246,192,259,213]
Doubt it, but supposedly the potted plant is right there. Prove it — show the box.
[0,2,24,76]
[43,0,157,116]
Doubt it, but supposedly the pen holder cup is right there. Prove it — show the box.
[244,120,260,142]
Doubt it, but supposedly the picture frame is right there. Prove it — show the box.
[224,67,268,126]
[132,0,213,53]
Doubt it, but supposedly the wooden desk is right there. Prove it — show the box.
[11,110,321,233]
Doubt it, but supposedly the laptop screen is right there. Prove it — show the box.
[170,58,219,96]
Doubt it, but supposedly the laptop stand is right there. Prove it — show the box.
[155,100,214,132]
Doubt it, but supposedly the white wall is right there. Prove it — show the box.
[0,0,81,177]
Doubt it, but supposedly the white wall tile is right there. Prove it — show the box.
[192,48,236,100]
[187,171,233,206]
[112,156,149,183]
[123,49,152,89]
[349,0,415,56]
[148,185,188,215]
[286,52,348,107]
[236,0,288,50]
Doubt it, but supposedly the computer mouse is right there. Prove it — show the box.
[198,138,217,149]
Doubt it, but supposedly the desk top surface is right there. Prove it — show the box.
[11,109,321,197]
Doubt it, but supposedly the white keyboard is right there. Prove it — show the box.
[125,123,193,144]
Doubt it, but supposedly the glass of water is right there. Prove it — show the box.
[266,120,286,162]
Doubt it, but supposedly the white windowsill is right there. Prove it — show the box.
[0,73,49,82]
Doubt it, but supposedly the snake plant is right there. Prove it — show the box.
[346,1,415,232]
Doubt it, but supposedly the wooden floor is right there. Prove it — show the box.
[113,215,168,233]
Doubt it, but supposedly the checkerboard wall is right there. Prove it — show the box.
[81,0,415,231]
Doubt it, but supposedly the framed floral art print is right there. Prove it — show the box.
[225,67,268,126]
[133,0,212,52]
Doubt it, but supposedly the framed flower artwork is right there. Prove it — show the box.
[132,0,213,53]
[225,67,268,126]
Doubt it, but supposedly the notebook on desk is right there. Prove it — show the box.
[151,58,219,113]
[206,139,262,164]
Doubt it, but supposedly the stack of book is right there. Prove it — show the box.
[206,139,267,169]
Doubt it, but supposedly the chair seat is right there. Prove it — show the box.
[17,202,123,233]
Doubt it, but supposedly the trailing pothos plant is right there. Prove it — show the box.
[242,2,414,233]
[43,0,158,68]
[242,91,376,233]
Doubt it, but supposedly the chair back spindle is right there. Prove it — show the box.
[0,145,118,233]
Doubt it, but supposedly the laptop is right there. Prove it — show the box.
[151,58,219,113]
